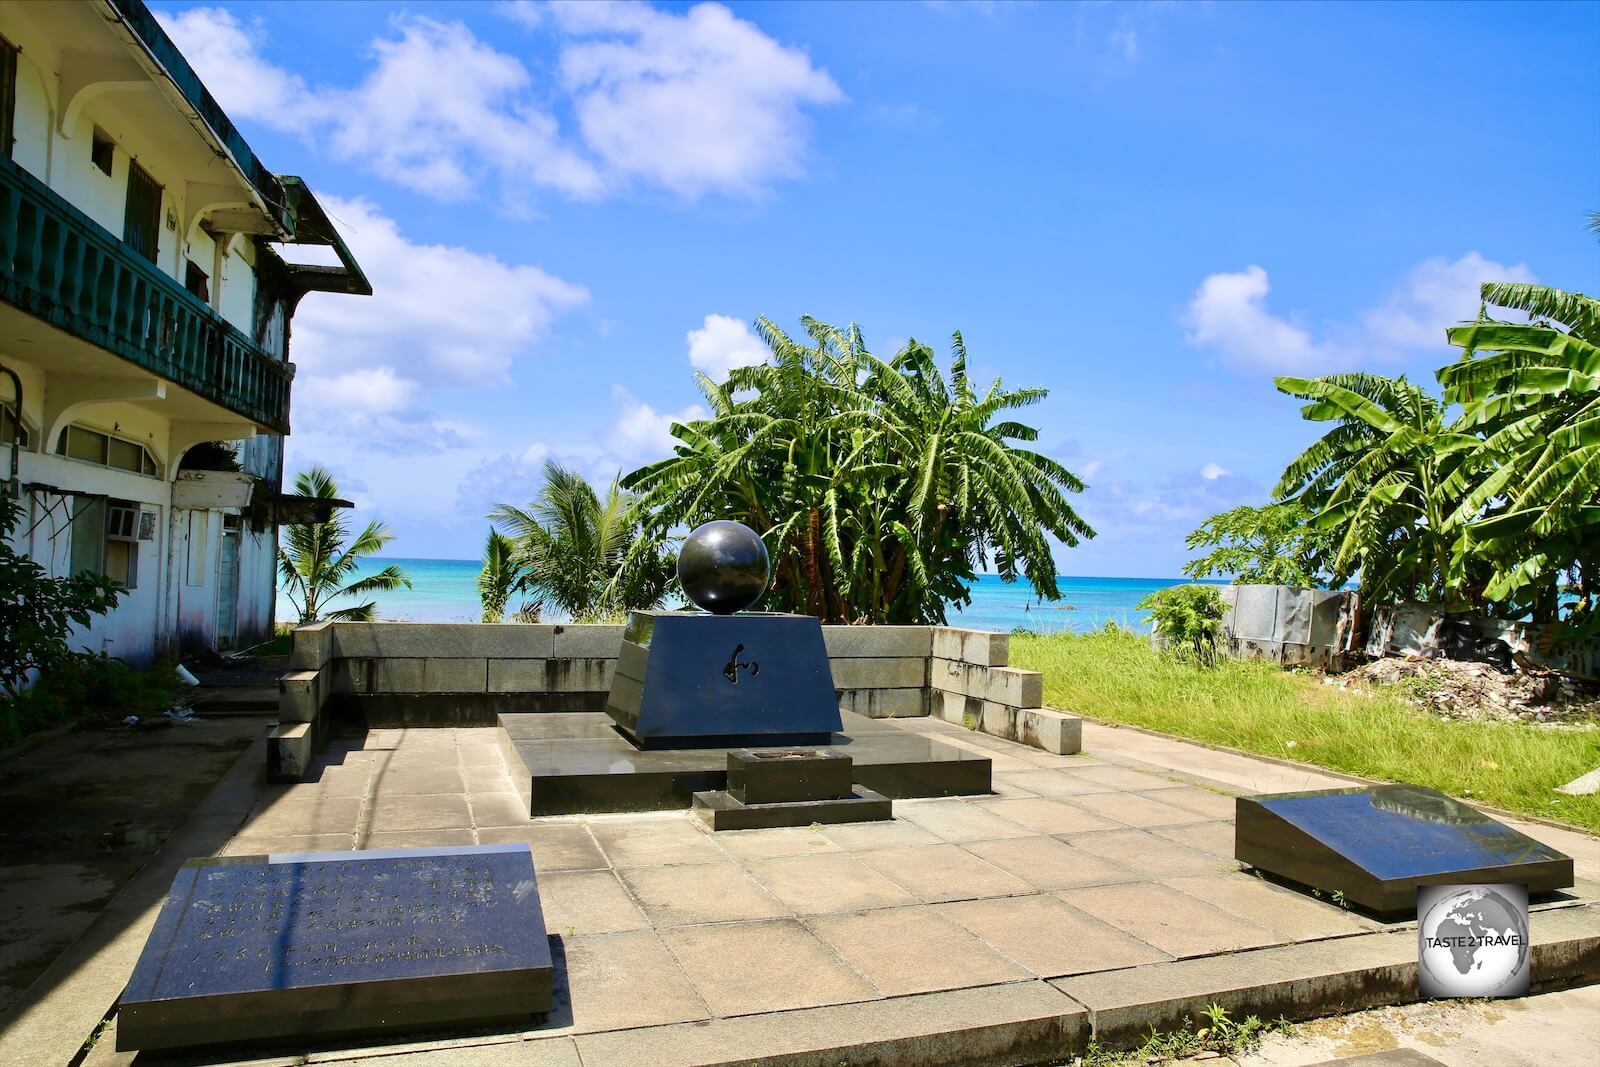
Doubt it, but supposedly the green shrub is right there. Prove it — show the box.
[1,655,181,743]
[1137,584,1225,666]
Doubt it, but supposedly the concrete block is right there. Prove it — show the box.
[838,688,926,718]
[552,624,625,659]
[332,659,368,694]
[1016,707,1083,754]
[937,690,980,726]
[487,658,549,693]
[821,625,932,659]
[333,622,556,659]
[986,666,1043,709]
[544,657,615,694]
[267,723,312,782]
[278,670,321,724]
[373,659,425,693]
[289,622,333,670]
[421,658,488,693]
[933,627,1010,666]
[827,657,927,690]
[929,658,986,697]
[981,701,1013,739]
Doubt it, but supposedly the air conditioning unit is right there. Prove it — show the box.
[107,504,140,542]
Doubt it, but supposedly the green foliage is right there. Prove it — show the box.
[490,460,674,623]
[1182,501,1337,587]
[477,528,519,623]
[623,318,1092,623]
[277,467,412,622]
[2,654,180,743]
[1137,584,1225,666]
[1439,280,1600,631]
[0,494,123,698]
[1077,1002,1286,1065]
[1011,628,1600,832]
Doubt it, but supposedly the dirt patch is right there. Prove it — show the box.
[0,716,263,1014]
[1346,655,1600,726]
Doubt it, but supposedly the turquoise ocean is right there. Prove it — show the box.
[279,557,1195,633]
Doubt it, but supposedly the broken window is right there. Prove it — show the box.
[91,129,114,176]
[184,259,209,302]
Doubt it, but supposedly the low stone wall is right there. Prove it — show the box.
[928,628,1081,755]
[269,620,1073,780]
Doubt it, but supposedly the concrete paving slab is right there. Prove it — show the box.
[221,832,356,856]
[743,852,917,914]
[240,794,362,836]
[1153,818,1238,858]
[1162,872,1381,941]
[365,793,473,833]
[1059,881,1282,958]
[320,1036,581,1067]
[963,835,1143,891]
[1150,783,1244,818]
[660,919,879,1017]
[991,768,1117,797]
[620,861,789,926]
[1063,763,1183,790]
[975,796,1123,834]
[468,792,532,828]
[1068,827,1239,877]
[895,798,1037,842]
[359,828,476,849]
[371,766,464,796]
[1064,789,1212,828]
[473,822,608,871]
[587,816,722,867]
[806,905,1030,995]
[570,980,1087,1067]
[556,930,710,1033]
[813,818,942,851]
[708,825,841,860]
[854,842,1034,903]
[537,870,650,935]
[937,894,1171,977]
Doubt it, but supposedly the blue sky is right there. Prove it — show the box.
[154,0,1599,576]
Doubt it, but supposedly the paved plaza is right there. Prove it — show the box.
[6,716,1592,1066]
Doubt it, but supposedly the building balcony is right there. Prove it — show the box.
[0,154,292,434]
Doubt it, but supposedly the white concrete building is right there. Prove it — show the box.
[0,0,369,663]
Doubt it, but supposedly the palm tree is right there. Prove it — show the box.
[624,317,1093,624]
[277,466,411,622]
[1439,279,1600,625]
[477,528,519,623]
[1272,374,1479,606]
[490,461,673,622]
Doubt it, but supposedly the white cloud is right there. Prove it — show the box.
[1199,462,1230,481]
[686,314,768,381]
[289,197,588,392]
[1182,253,1537,374]
[551,1,845,197]
[157,3,841,206]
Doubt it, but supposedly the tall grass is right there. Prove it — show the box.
[1011,628,1600,834]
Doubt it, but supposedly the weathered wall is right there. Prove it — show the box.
[268,621,1076,781]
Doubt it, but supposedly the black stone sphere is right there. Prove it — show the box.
[678,520,770,615]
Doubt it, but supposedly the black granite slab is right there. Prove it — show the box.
[500,711,992,815]
[727,748,853,804]
[692,787,892,830]
[605,611,843,747]
[117,845,553,1052]
[1235,785,1574,916]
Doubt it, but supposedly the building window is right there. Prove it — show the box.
[184,259,209,302]
[0,398,28,450]
[91,129,114,176]
[55,424,161,478]
[70,496,144,589]
[0,35,16,161]
[123,160,162,264]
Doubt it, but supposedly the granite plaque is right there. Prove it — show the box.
[605,610,843,748]
[1236,785,1574,916]
[117,844,553,1052]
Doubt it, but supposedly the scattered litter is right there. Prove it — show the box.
[175,664,201,687]
[163,708,196,722]
[121,715,139,727]
[1347,655,1600,726]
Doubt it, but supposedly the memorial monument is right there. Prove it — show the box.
[117,844,553,1053]
[1235,784,1574,916]
[496,519,992,814]
[605,520,843,748]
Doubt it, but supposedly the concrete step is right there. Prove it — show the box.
[190,687,277,715]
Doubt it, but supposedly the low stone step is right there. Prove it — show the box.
[190,687,277,714]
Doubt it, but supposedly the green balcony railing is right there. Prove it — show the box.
[0,155,292,434]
